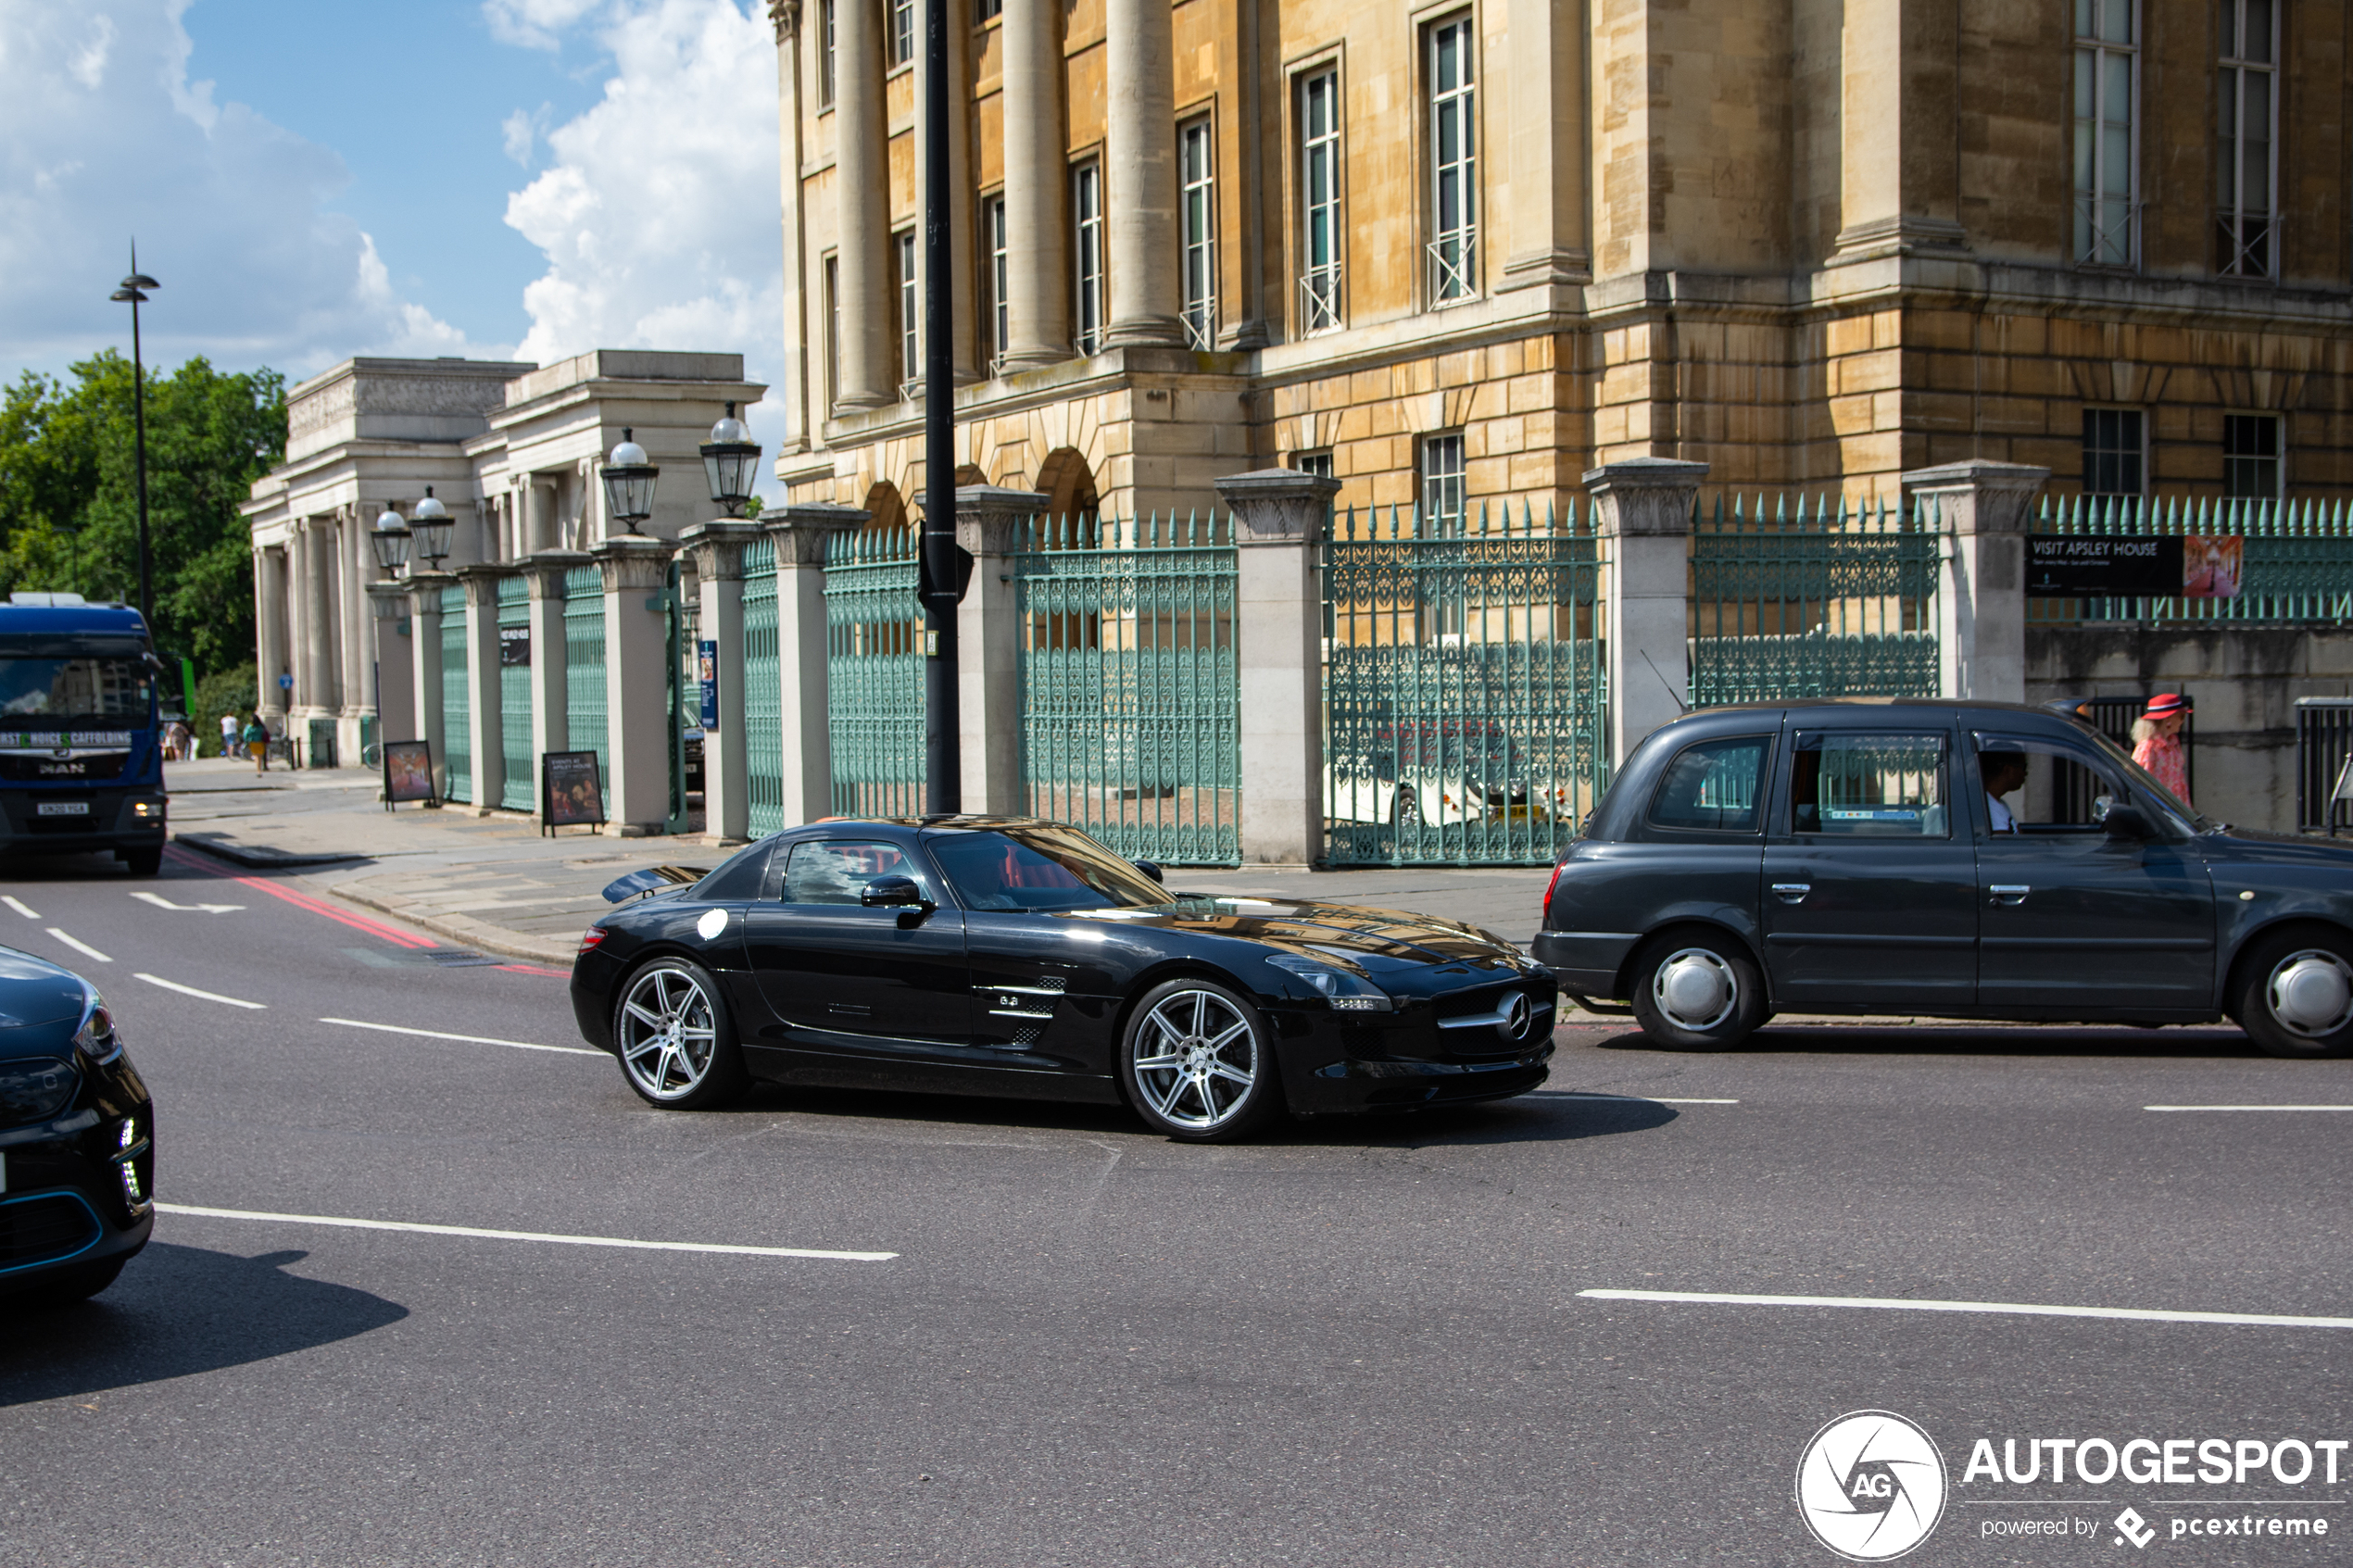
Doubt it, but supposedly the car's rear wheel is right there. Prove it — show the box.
[1120,979,1282,1142]
[2233,928,2353,1060]
[1629,933,1767,1051]
[614,958,749,1108]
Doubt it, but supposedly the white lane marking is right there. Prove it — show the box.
[1579,1288,2353,1331]
[134,972,266,1009]
[46,928,111,963]
[2145,1104,2353,1112]
[2,896,37,919]
[131,891,245,913]
[155,1202,897,1261]
[1539,1091,1741,1105]
[320,1016,603,1057]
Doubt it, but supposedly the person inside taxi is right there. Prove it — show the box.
[1981,750,2029,833]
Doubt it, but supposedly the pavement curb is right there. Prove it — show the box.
[173,831,370,870]
[326,881,579,966]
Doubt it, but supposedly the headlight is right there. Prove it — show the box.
[1268,952,1396,1012]
[73,995,123,1064]
[0,1057,79,1124]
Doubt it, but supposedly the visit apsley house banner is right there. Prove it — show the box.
[2026,534,2243,598]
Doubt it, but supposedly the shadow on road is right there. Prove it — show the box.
[1568,1022,2260,1060]
[0,1244,408,1406]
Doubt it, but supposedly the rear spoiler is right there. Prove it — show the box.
[599,865,712,903]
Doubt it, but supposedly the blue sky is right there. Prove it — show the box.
[0,0,782,436]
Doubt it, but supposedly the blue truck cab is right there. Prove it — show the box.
[0,595,169,876]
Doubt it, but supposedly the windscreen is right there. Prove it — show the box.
[0,657,155,727]
[926,825,1168,913]
[2081,725,2207,829]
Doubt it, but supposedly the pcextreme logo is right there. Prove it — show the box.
[1796,1410,1949,1562]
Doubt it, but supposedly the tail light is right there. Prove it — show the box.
[577,926,608,956]
[1541,860,1566,927]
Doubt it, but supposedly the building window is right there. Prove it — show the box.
[2072,0,2138,267]
[896,231,920,390]
[824,254,840,411]
[1426,16,1478,303]
[2217,0,2278,279]
[2082,408,2145,501]
[1292,451,1334,481]
[976,0,1000,19]
[1073,161,1104,356]
[819,0,836,108]
[1420,433,1466,529]
[983,194,1009,372]
[1299,68,1343,334]
[2223,413,2280,499]
[1179,119,1217,349]
[889,0,914,67]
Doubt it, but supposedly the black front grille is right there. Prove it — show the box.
[0,754,129,782]
[24,809,101,834]
[0,1193,103,1271]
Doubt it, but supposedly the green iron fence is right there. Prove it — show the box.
[497,574,533,810]
[1325,500,1607,866]
[2028,495,2353,623]
[440,585,471,804]
[824,524,925,818]
[741,536,785,835]
[1014,513,1240,864]
[561,565,607,798]
[1689,493,1941,705]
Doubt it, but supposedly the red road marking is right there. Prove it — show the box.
[162,844,433,948]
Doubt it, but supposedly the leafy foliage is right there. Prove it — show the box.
[0,352,285,678]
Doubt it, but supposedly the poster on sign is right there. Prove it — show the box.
[2181,533,2243,597]
[2026,534,2242,598]
[382,740,436,808]
[543,750,606,833]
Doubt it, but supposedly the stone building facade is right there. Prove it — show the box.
[766,0,2353,521]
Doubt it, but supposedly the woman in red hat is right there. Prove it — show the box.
[2131,693,2191,807]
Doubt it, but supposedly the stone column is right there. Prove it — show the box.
[773,0,812,446]
[1831,0,1964,261]
[1101,0,1181,346]
[455,564,508,813]
[257,546,290,730]
[340,512,376,762]
[366,582,416,745]
[766,504,868,825]
[299,520,335,723]
[525,551,591,807]
[951,486,1048,812]
[408,571,454,795]
[1215,469,1339,867]
[1587,458,1703,768]
[681,521,765,844]
[834,0,892,408]
[1496,0,1590,294]
[1903,460,2048,704]
[594,536,681,835]
[913,1,981,383]
[999,0,1070,369]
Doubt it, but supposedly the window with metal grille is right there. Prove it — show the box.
[896,231,919,390]
[1299,68,1342,334]
[1073,161,1104,355]
[2223,413,2280,498]
[983,194,1009,372]
[2082,408,2145,498]
[1426,17,1478,302]
[819,0,836,108]
[890,0,913,66]
[1180,119,1217,349]
[2217,0,2277,279]
[2072,0,2138,267]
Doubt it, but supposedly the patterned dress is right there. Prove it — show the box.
[2133,734,2191,809]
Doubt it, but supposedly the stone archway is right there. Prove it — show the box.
[862,480,910,534]
[1035,447,1100,523]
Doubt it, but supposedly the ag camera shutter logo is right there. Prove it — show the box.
[1795,1411,1947,1561]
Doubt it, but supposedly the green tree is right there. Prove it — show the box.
[0,352,285,679]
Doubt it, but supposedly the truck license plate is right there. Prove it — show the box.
[36,801,90,816]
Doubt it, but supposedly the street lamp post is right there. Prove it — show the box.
[107,245,159,628]
[921,0,961,813]
[409,488,454,569]
[699,403,762,519]
[599,430,660,533]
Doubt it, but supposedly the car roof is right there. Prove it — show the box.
[1682,697,2065,720]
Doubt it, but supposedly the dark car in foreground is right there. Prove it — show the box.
[1534,697,2353,1059]
[0,947,153,1306]
[572,817,1555,1140]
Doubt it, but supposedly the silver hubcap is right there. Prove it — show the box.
[620,967,719,1098]
[2268,950,2353,1038]
[1654,947,1737,1033]
[1132,990,1258,1131]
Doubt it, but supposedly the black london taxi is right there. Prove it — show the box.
[1533,698,2353,1059]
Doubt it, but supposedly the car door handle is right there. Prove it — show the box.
[1770,883,1811,903]
[1988,884,2031,906]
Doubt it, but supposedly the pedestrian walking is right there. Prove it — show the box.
[2131,693,2191,809]
[165,719,191,760]
[243,713,271,773]
[219,712,239,759]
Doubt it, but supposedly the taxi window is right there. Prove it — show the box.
[1792,733,1948,838]
[781,840,928,904]
[1648,735,1771,834]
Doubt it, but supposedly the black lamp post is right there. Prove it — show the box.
[921,0,960,813]
[700,402,762,518]
[599,429,659,534]
[370,505,413,577]
[107,245,158,627]
[409,488,454,567]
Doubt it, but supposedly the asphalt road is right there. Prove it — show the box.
[2,848,2348,1567]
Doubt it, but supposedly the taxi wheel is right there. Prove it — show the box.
[2233,928,2353,1060]
[1629,932,1767,1051]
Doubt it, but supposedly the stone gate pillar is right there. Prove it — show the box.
[406,571,454,796]
[1216,468,1340,867]
[1587,458,1704,768]
[364,582,416,746]
[764,504,867,826]
[594,536,681,835]
[680,521,764,844]
[1902,461,2049,705]
[951,486,1050,815]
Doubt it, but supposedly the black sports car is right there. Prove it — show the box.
[0,947,154,1304]
[570,816,1555,1140]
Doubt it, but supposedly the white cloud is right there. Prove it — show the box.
[0,0,486,380]
[484,0,606,51]
[501,0,781,413]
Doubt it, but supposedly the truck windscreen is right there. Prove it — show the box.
[0,657,155,725]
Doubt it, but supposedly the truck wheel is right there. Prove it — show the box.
[121,847,162,877]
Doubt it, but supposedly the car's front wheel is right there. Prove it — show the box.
[1629,932,1768,1051]
[2233,928,2353,1060]
[1120,979,1282,1142]
[614,957,749,1108]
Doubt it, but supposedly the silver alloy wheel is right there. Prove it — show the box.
[619,965,721,1100]
[2266,949,2353,1038]
[1653,947,1738,1033]
[1131,988,1260,1132]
